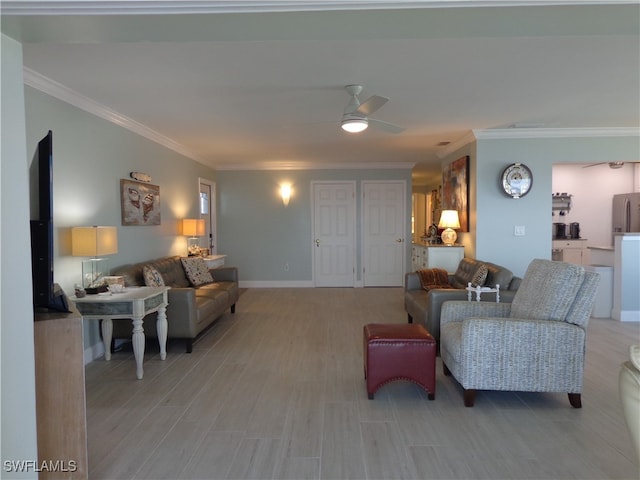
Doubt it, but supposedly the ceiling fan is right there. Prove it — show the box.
[582,161,640,169]
[340,85,404,134]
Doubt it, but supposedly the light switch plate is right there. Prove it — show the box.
[514,225,526,236]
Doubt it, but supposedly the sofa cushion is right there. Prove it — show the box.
[450,258,486,289]
[484,262,514,289]
[181,256,214,287]
[143,264,165,287]
[149,256,190,288]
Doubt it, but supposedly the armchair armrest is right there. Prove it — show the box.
[446,316,586,392]
[440,301,512,326]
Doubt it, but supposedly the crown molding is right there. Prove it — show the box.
[473,127,640,139]
[23,67,200,161]
[23,67,414,172]
[437,126,640,159]
[436,131,476,159]
[3,1,635,15]
[215,161,415,171]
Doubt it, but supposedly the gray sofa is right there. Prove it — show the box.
[404,257,521,345]
[110,256,239,353]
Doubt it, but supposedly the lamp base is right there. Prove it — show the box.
[441,228,457,246]
[85,284,109,295]
[82,258,110,290]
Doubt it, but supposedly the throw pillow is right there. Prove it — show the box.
[470,263,488,287]
[180,256,214,287]
[142,265,165,287]
[417,268,452,291]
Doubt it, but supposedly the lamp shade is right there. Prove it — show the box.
[438,210,461,229]
[71,226,118,257]
[181,218,205,237]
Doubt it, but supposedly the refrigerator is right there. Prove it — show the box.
[612,192,640,242]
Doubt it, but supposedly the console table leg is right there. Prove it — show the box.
[131,316,145,379]
[101,318,113,361]
[156,304,168,360]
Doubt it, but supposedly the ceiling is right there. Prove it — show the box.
[2,1,639,186]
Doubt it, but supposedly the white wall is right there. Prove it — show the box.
[23,87,218,354]
[444,134,639,277]
[1,34,39,479]
[552,163,636,247]
[217,168,412,285]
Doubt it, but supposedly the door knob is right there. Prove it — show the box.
[396,238,403,243]
[315,239,320,247]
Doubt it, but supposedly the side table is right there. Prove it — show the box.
[71,286,169,379]
[203,254,227,269]
[466,282,500,302]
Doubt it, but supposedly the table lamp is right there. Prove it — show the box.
[181,218,205,256]
[438,210,460,246]
[71,226,118,293]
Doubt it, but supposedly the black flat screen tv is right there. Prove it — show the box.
[31,130,69,313]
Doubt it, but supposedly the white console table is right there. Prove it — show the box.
[411,243,464,273]
[203,254,227,269]
[71,286,169,379]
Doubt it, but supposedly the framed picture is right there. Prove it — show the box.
[442,156,469,232]
[120,179,161,226]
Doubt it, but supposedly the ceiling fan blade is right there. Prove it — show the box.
[355,95,388,116]
[369,118,405,134]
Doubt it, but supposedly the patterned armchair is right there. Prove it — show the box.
[440,259,599,407]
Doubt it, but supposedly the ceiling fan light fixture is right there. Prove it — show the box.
[341,114,368,133]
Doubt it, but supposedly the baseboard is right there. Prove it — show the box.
[238,280,369,288]
[84,342,105,365]
[612,306,640,322]
[239,280,315,288]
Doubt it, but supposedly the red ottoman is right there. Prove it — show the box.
[363,323,436,400]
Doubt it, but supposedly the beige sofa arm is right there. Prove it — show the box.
[211,266,238,283]
[166,288,198,337]
[404,272,422,291]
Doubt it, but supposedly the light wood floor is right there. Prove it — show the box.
[85,287,640,480]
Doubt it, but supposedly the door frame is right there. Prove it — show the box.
[361,180,407,287]
[311,180,357,287]
[198,177,216,254]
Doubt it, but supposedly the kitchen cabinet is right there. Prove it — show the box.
[411,243,464,273]
[552,239,588,265]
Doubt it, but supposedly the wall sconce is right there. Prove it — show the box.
[181,218,205,256]
[71,226,118,293]
[438,210,460,246]
[280,183,292,206]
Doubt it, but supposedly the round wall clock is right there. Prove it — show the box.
[501,163,533,198]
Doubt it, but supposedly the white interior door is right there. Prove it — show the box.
[312,182,356,287]
[363,181,406,287]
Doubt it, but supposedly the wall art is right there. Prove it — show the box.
[120,179,160,226]
[442,156,469,232]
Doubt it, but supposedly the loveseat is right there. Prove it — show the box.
[110,255,239,353]
[404,257,521,345]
